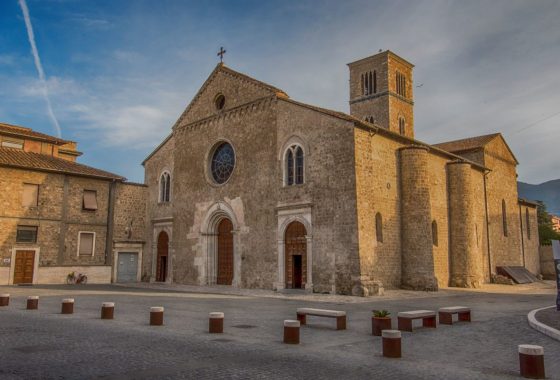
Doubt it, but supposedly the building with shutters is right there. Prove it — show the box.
[141,50,541,295]
[0,122,146,285]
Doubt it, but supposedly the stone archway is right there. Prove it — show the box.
[284,221,307,289]
[156,231,169,282]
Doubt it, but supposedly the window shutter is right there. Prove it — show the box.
[83,190,98,210]
[22,184,39,207]
[79,233,94,255]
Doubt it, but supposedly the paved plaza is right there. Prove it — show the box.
[0,283,559,379]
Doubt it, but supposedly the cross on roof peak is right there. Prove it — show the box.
[217,47,226,63]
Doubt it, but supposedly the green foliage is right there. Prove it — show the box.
[536,200,560,244]
[372,309,391,318]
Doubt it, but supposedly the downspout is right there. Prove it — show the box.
[519,203,526,267]
[483,169,492,281]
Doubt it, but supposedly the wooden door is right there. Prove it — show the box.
[285,221,307,289]
[156,231,168,282]
[14,250,35,284]
[217,219,233,285]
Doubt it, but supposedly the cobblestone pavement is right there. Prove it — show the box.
[0,284,559,380]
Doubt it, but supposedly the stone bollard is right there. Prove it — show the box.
[382,330,402,358]
[61,298,74,314]
[101,302,115,319]
[209,312,224,333]
[518,344,545,379]
[283,320,300,344]
[26,296,39,310]
[150,306,164,326]
[0,294,9,306]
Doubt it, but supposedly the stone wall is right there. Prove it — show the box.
[483,138,524,271]
[519,204,540,275]
[539,245,555,280]
[113,182,147,242]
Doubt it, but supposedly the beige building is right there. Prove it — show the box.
[141,50,540,295]
[0,123,146,285]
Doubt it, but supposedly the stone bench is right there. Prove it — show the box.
[296,308,347,330]
[397,310,436,332]
[438,306,471,325]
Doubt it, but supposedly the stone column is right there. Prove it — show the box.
[399,145,438,290]
[447,161,482,288]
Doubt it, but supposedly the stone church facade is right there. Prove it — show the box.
[142,50,540,295]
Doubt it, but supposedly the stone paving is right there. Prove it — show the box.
[0,283,559,379]
[536,306,560,331]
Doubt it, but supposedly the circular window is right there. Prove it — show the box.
[211,142,235,184]
[214,93,225,110]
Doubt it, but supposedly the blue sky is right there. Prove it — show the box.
[1,0,559,184]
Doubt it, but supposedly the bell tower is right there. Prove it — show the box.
[348,50,415,138]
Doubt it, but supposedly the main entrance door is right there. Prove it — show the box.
[117,252,138,283]
[285,221,307,289]
[14,250,35,284]
[156,231,168,282]
[217,218,233,285]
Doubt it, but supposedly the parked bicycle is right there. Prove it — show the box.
[66,271,88,285]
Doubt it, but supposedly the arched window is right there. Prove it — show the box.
[364,72,369,95]
[502,200,508,237]
[396,71,406,97]
[432,220,438,247]
[373,71,377,93]
[526,208,531,240]
[375,212,383,243]
[361,73,364,96]
[285,145,304,186]
[159,172,171,203]
[398,117,406,135]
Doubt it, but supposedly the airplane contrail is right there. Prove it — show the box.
[18,0,62,138]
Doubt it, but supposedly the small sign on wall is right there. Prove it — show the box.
[3,258,10,264]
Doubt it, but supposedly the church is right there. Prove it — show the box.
[142,50,540,295]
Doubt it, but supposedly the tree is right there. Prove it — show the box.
[536,200,560,244]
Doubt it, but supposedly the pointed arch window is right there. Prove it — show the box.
[375,212,383,243]
[398,116,406,135]
[502,199,508,237]
[159,172,171,203]
[285,144,305,186]
[432,220,438,247]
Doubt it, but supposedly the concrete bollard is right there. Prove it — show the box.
[283,320,300,344]
[101,302,115,319]
[150,306,164,326]
[61,298,74,314]
[382,330,402,358]
[0,294,9,306]
[26,296,39,310]
[209,312,224,333]
[519,345,545,379]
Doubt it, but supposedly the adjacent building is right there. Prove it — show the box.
[0,123,146,285]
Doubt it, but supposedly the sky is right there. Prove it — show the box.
[0,0,559,184]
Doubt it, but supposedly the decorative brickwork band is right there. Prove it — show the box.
[150,306,164,326]
[518,345,545,379]
[26,296,39,310]
[61,298,74,314]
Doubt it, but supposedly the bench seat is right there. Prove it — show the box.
[296,308,346,330]
[397,309,436,332]
[438,306,471,325]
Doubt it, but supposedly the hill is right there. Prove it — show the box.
[518,179,560,215]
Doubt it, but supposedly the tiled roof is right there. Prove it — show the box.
[432,133,501,153]
[0,122,70,145]
[0,147,124,180]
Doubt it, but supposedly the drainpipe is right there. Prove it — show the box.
[483,169,492,281]
[105,180,117,267]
